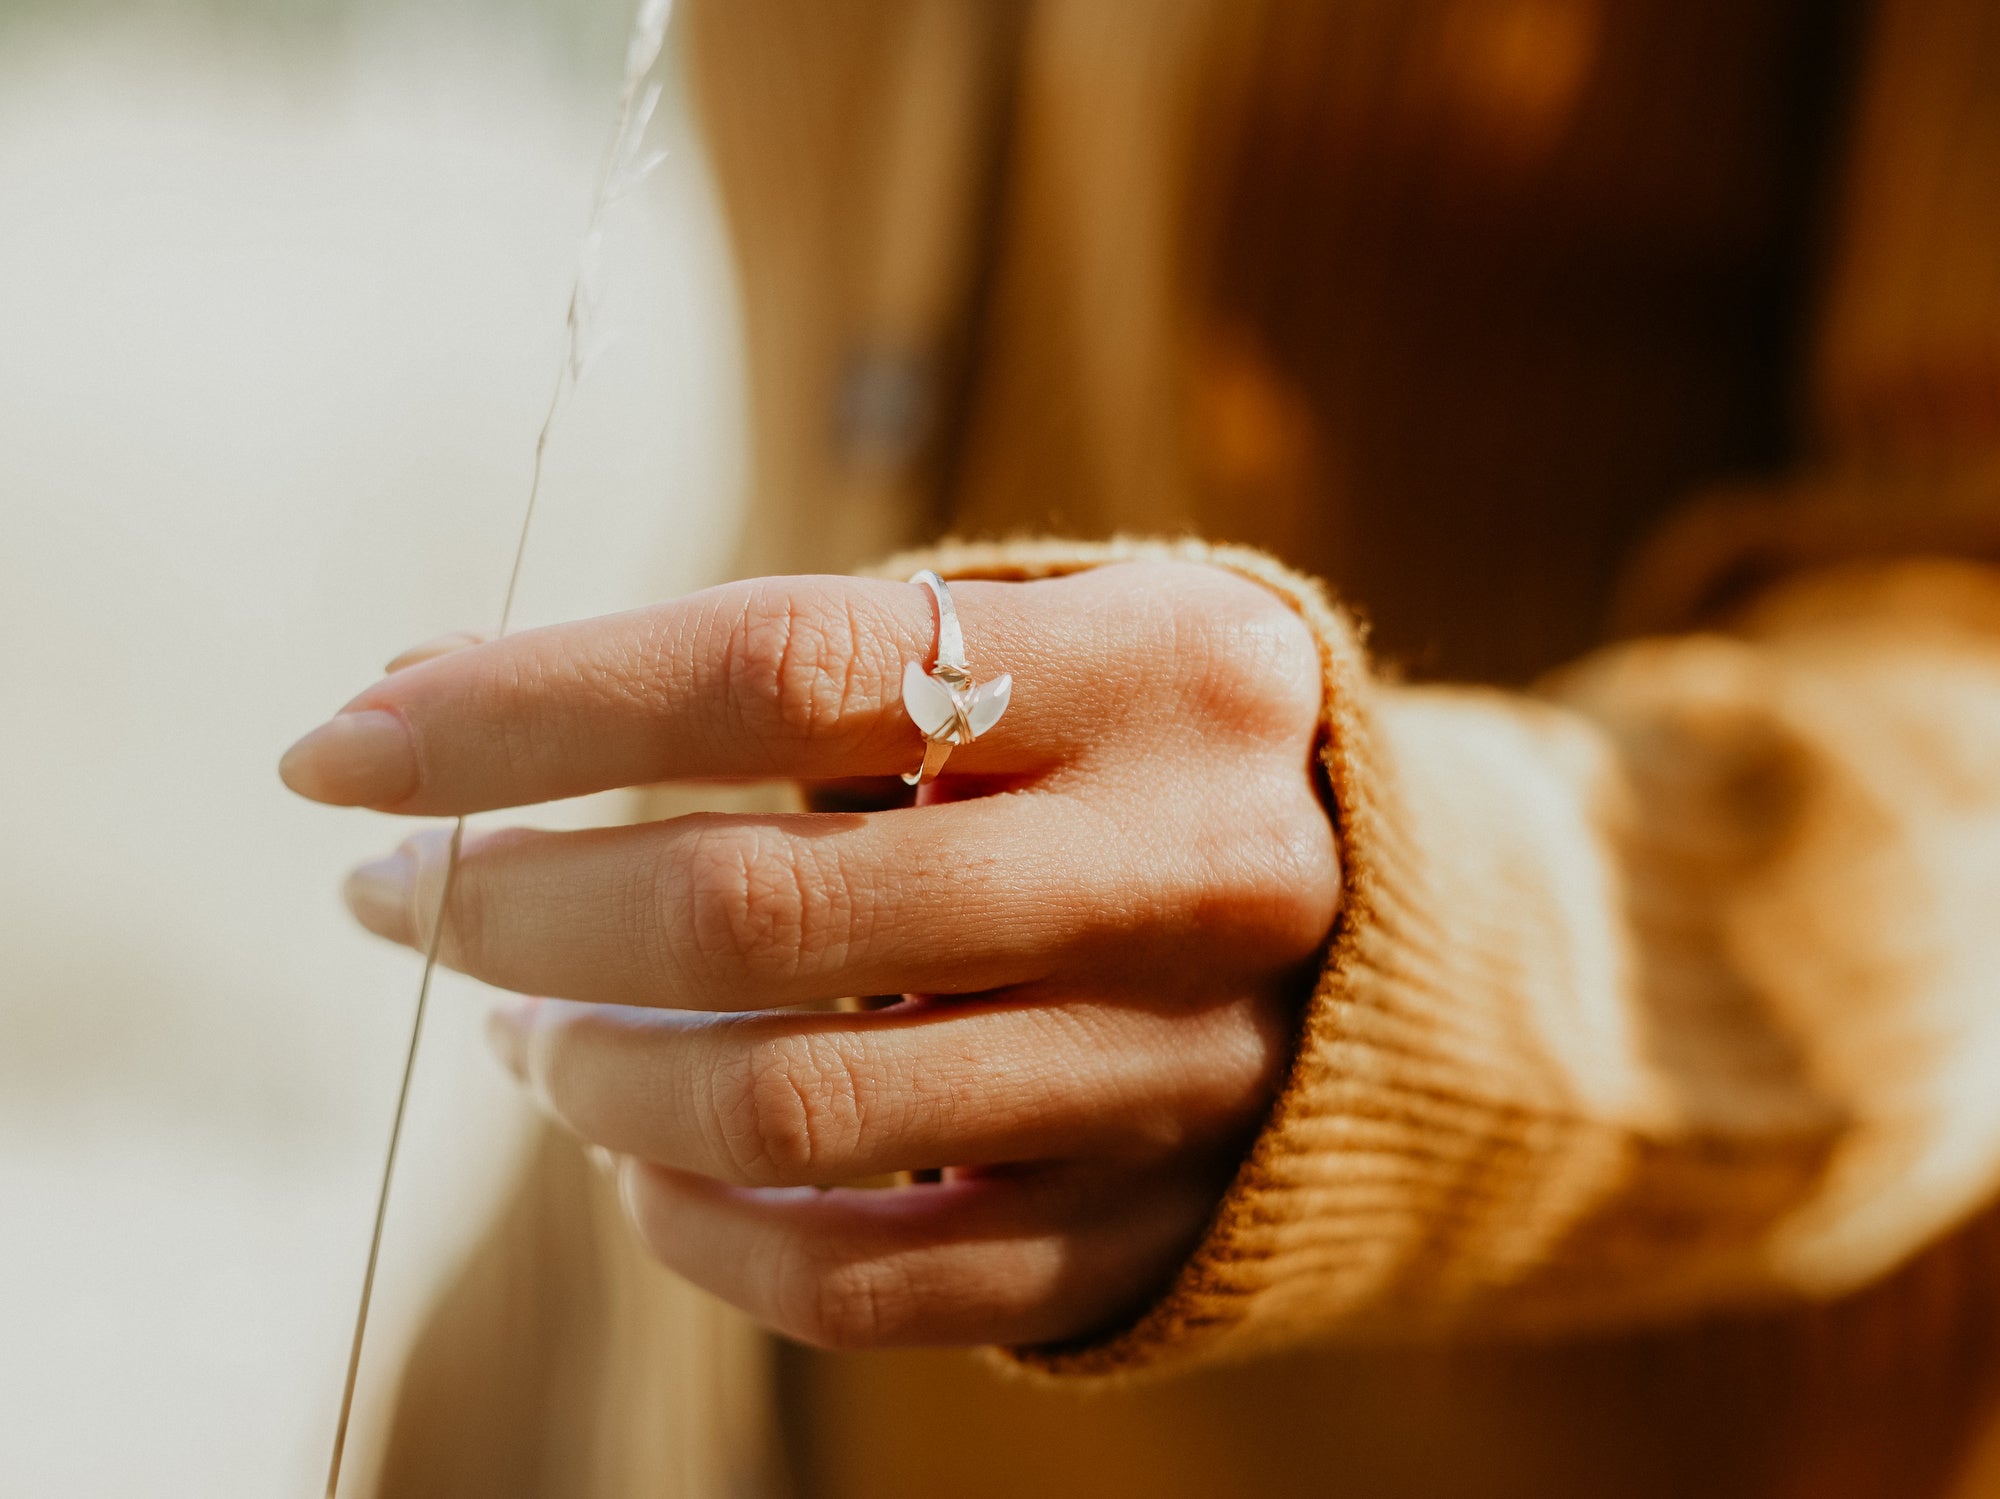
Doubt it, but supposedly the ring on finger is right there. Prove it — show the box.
[899,570,1012,786]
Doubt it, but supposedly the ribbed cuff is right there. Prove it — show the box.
[892,533,2000,1383]
[876,538,1393,1378]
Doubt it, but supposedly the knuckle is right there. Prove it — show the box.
[1164,573,1322,737]
[1178,999,1295,1137]
[718,584,883,743]
[711,1032,865,1184]
[680,823,802,984]
[781,1246,909,1351]
[1214,788,1342,960]
[679,821,853,992]
[1132,785,1337,970]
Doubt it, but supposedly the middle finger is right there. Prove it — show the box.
[347,794,1150,1008]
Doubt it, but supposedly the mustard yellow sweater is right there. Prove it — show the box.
[371,0,2000,1488]
[373,535,2000,1499]
[908,538,2000,1379]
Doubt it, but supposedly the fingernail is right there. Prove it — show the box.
[343,850,415,943]
[279,709,418,806]
[485,1000,529,1078]
[386,630,488,674]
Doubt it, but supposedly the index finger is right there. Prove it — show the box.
[279,570,1131,814]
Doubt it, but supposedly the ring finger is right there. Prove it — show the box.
[492,990,1283,1187]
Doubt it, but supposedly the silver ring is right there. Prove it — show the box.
[900,570,1012,785]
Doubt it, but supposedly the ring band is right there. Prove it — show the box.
[900,570,1012,786]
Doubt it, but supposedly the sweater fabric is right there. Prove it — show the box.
[371,1,2000,1494]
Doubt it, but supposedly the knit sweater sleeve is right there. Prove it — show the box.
[886,537,2000,1379]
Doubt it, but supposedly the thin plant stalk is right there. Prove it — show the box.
[323,4,677,1492]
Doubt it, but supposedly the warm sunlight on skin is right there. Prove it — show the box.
[281,560,1341,1349]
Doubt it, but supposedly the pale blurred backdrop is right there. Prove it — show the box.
[0,0,746,1491]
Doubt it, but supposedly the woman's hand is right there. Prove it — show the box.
[281,560,1338,1350]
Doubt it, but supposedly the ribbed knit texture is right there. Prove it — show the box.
[886,539,2000,1381]
[374,3,2000,1490]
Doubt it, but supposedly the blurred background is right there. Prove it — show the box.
[10,0,2000,1494]
[0,0,744,1490]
